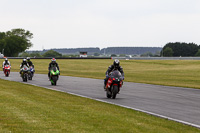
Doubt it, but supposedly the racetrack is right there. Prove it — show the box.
[1,72,200,128]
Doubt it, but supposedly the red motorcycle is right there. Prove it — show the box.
[105,70,123,99]
[4,65,11,77]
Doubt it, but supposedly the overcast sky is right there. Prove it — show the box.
[1,0,200,50]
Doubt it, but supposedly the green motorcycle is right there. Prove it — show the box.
[49,67,60,85]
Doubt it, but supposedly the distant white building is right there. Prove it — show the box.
[80,52,87,57]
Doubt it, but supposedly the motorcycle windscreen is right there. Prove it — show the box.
[110,70,122,79]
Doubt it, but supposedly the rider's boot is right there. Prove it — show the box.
[104,80,107,91]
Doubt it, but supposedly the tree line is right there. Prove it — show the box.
[1,29,200,57]
[20,50,63,58]
[161,42,200,57]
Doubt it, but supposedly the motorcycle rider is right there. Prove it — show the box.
[27,57,34,68]
[104,59,124,90]
[2,58,11,71]
[20,59,29,75]
[48,58,60,80]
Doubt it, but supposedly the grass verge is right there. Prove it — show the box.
[0,79,199,132]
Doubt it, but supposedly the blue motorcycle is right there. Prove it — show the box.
[28,66,35,80]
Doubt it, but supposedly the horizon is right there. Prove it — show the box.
[27,46,163,51]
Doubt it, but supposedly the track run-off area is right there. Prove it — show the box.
[1,72,200,129]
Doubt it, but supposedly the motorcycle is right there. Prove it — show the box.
[49,67,60,85]
[21,66,30,82]
[105,70,123,99]
[28,66,35,80]
[4,65,11,77]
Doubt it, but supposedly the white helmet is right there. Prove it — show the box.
[27,57,30,61]
[23,59,26,63]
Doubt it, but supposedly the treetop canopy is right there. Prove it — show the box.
[0,28,33,57]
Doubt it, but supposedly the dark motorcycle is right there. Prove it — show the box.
[21,66,29,82]
[105,70,123,99]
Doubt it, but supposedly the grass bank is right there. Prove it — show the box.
[3,59,200,89]
[0,79,199,132]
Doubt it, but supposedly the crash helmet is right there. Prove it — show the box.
[5,58,8,63]
[27,57,30,61]
[23,59,26,63]
[113,59,120,68]
[51,58,56,64]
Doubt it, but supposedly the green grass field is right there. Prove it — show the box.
[0,79,199,132]
[3,59,200,89]
[1,59,200,132]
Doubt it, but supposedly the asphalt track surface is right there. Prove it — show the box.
[1,72,200,128]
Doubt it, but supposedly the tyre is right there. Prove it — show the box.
[52,76,58,86]
[6,71,9,77]
[111,85,118,99]
[23,77,26,82]
[22,74,25,81]
[24,73,28,82]
[106,91,111,98]
[32,72,34,77]
[51,81,57,85]
[28,73,32,80]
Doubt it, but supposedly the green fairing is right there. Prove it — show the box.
[50,68,59,85]
[50,69,59,75]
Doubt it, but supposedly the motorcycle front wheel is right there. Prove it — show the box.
[111,85,118,99]
[23,73,28,82]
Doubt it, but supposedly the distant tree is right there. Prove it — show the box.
[94,53,100,56]
[30,52,43,57]
[119,54,126,57]
[141,52,153,57]
[163,47,173,57]
[19,52,30,57]
[162,42,198,57]
[195,49,200,57]
[62,55,70,57]
[154,51,161,57]
[43,50,62,57]
[62,54,79,57]
[111,54,117,57]
[0,28,33,57]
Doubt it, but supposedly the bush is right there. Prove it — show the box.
[43,50,62,58]
[19,52,30,57]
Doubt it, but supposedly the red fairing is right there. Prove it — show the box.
[106,78,113,88]
[4,65,10,70]
[4,65,10,76]
[120,81,123,87]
